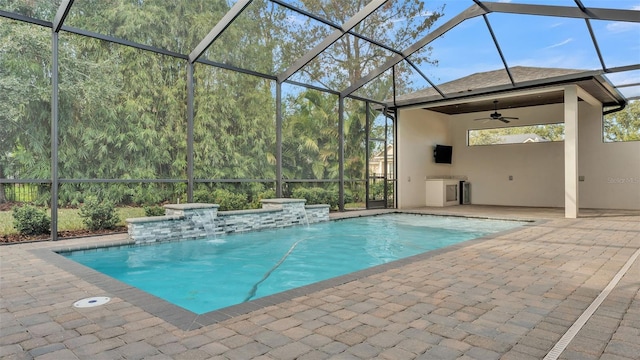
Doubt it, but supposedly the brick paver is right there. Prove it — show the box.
[1,207,639,359]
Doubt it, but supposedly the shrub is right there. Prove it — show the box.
[144,205,165,217]
[292,187,338,209]
[12,205,50,235]
[194,188,248,211]
[213,189,248,211]
[79,197,121,231]
[250,189,276,209]
[343,189,354,205]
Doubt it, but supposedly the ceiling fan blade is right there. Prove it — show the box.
[502,116,519,120]
[474,117,492,121]
[498,118,511,124]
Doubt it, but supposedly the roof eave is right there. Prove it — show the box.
[390,70,627,111]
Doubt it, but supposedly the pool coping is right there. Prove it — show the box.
[30,212,545,331]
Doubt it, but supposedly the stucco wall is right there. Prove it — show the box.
[449,103,566,207]
[397,100,640,210]
[577,104,640,209]
[397,108,451,208]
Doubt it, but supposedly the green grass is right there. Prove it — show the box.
[0,207,146,235]
[344,202,365,208]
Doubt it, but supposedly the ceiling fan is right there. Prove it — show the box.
[474,100,519,123]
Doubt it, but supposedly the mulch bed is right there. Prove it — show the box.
[0,202,15,211]
[1,227,127,244]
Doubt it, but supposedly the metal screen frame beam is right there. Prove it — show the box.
[53,0,74,32]
[404,58,446,98]
[365,102,370,207]
[61,26,188,59]
[338,96,345,211]
[278,0,388,83]
[0,10,51,26]
[483,14,514,86]
[584,18,606,70]
[483,1,640,22]
[607,64,640,73]
[51,31,60,241]
[189,0,253,63]
[187,63,195,202]
[195,58,276,80]
[276,82,283,197]
[575,0,607,71]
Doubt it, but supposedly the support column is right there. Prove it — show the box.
[365,102,370,208]
[51,30,59,241]
[564,85,579,218]
[276,82,283,197]
[187,62,194,202]
[338,96,345,211]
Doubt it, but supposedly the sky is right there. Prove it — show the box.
[403,0,640,99]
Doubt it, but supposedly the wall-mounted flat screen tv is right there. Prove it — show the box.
[434,145,452,164]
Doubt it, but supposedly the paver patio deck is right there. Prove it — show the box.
[1,206,639,359]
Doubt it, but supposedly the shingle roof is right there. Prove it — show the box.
[395,66,587,104]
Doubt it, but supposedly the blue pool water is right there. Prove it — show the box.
[62,214,525,314]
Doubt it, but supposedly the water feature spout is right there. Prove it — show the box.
[295,202,309,227]
[193,209,217,239]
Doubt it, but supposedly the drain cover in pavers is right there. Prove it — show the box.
[73,296,111,308]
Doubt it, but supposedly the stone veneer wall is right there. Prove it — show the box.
[126,199,330,244]
[127,203,219,244]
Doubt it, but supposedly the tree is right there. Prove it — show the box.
[282,90,340,180]
[604,100,640,142]
[278,0,443,195]
[1,0,444,209]
[0,20,52,203]
[468,123,565,146]
[283,0,444,98]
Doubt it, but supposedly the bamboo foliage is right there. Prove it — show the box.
[1,0,447,206]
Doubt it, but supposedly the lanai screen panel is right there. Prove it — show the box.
[351,0,445,51]
[343,97,368,182]
[410,15,505,88]
[489,12,602,77]
[57,34,187,180]
[589,18,640,69]
[291,32,396,93]
[352,67,395,103]
[0,0,60,21]
[0,18,52,180]
[281,85,339,180]
[203,0,334,76]
[281,0,366,24]
[606,70,640,100]
[193,64,276,180]
[64,0,230,55]
[391,60,433,99]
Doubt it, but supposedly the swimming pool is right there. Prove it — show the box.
[62,213,525,314]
